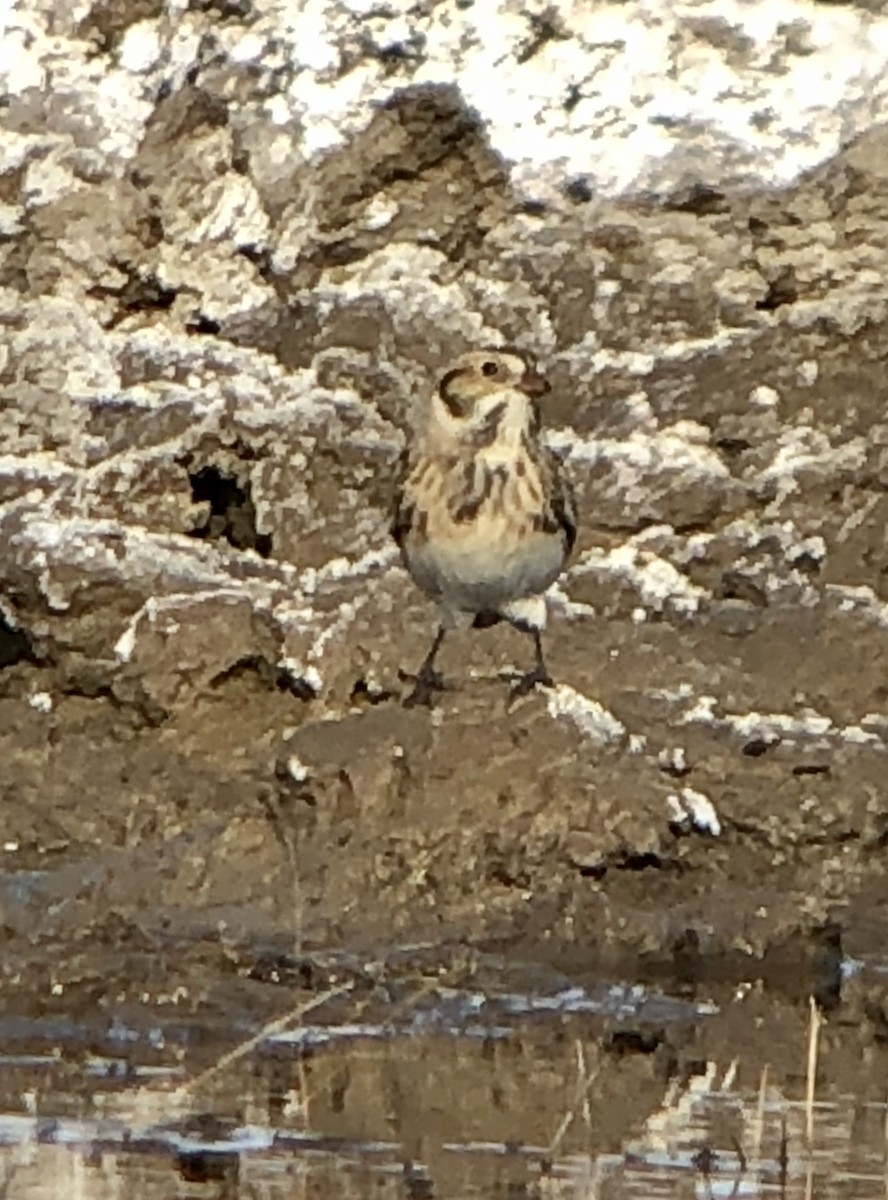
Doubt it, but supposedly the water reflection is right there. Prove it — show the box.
[0,962,885,1198]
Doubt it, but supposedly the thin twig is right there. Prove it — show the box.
[804,995,822,1200]
[883,1085,888,1200]
[805,995,822,1150]
[749,1064,768,1193]
[177,980,355,1096]
[575,1040,599,1200]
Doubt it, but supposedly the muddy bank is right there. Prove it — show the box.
[4,0,888,990]
[0,605,882,996]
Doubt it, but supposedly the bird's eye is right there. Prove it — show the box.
[481,361,499,377]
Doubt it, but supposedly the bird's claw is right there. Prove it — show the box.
[401,667,447,709]
[508,665,554,703]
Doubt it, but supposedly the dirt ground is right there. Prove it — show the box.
[4,6,888,1045]
[2,392,888,1008]
[5,322,888,1007]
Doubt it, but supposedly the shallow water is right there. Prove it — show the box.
[0,955,886,1199]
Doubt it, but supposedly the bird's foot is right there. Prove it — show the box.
[508,664,554,703]
[400,667,447,709]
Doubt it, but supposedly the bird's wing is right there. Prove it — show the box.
[390,446,415,549]
[544,450,578,557]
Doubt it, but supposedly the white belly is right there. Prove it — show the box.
[406,523,564,617]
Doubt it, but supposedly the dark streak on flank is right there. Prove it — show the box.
[489,464,511,517]
[452,496,484,523]
[390,448,412,548]
[452,464,495,523]
[439,367,468,417]
[391,496,414,548]
[547,466,578,555]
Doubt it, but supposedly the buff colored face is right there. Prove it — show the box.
[436,349,551,422]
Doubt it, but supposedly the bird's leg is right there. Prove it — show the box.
[510,629,554,699]
[403,625,447,708]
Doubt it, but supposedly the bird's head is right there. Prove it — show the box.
[428,348,551,449]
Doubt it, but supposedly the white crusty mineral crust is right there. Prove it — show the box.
[568,541,708,616]
[5,1,888,207]
[546,685,626,744]
[666,787,721,837]
[257,0,888,201]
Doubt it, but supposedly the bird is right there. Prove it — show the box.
[391,346,577,707]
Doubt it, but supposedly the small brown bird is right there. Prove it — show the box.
[392,347,577,707]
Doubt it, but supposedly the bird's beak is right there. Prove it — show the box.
[519,369,551,399]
